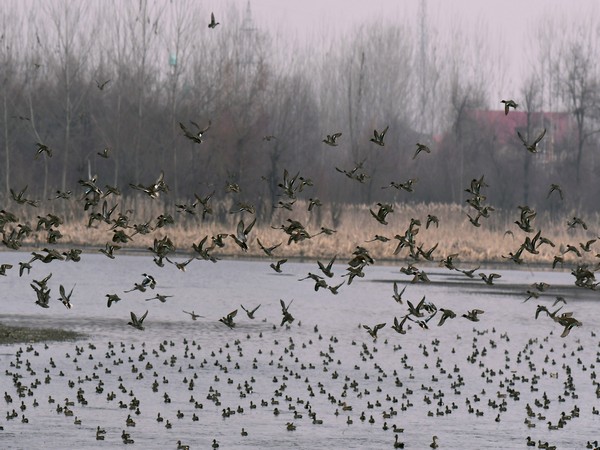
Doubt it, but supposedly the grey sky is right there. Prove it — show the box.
[234,0,598,99]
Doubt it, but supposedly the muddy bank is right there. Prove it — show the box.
[0,323,84,345]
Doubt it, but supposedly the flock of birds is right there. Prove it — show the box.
[1,11,600,449]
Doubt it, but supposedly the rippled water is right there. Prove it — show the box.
[1,252,599,449]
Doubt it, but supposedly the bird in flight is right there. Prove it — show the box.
[128,310,148,330]
[208,12,219,29]
[323,132,342,146]
[280,299,295,326]
[183,310,204,320]
[96,79,111,90]
[145,293,173,303]
[413,143,431,159]
[106,294,121,308]
[370,126,389,146]
[219,309,238,329]
[547,184,563,200]
[270,259,287,273]
[462,309,484,322]
[500,99,518,115]
[479,272,501,285]
[363,323,386,340]
[180,120,211,144]
[58,284,75,309]
[391,316,408,334]
[392,281,406,304]
[241,304,261,319]
[34,143,52,159]
[97,147,111,158]
[517,128,546,153]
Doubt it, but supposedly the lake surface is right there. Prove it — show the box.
[1,252,599,449]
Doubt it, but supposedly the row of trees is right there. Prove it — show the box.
[1,0,599,219]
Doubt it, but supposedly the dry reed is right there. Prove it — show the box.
[3,195,598,268]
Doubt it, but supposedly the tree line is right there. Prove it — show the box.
[1,0,599,221]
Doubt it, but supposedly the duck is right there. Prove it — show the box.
[180,120,211,143]
[363,323,386,340]
[517,128,546,153]
[219,309,238,329]
[208,13,219,29]
[323,132,342,146]
[370,125,389,146]
[241,304,261,319]
[413,142,431,159]
[127,310,148,330]
[392,282,406,304]
[462,309,484,322]
[500,99,518,115]
[430,435,439,448]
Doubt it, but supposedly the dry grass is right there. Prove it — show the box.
[3,196,599,266]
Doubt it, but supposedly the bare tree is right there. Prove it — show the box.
[45,0,96,192]
[554,22,600,189]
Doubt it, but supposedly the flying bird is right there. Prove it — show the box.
[269,259,287,273]
[413,143,431,159]
[323,132,342,146]
[219,309,238,329]
[363,323,386,340]
[517,128,546,153]
[208,12,219,29]
[183,310,204,320]
[241,304,261,319]
[370,125,389,146]
[96,79,111,90]
[128,310,148,330]
[179,120,211,144]
[500,99,518,115]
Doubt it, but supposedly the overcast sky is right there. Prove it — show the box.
[227,0,598,90]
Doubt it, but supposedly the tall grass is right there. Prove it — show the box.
[3,193,598,268]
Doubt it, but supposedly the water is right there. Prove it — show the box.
[1,252,599,449]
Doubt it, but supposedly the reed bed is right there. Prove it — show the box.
[3,194,598,268]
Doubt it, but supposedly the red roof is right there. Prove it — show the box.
[465,110,573,146]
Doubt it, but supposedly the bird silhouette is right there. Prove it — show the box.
[219,309,238,329]
[58,284,75,309]
[269,259,287,273]
[517,128,546,153]
[208,12,219,29]
[547,183,563,200]
[106,294,121,308]
[437,308,456,326]
[183,310,204,320]
[392,281,406,304]
[479,272,501,285]
[391,316,409,334]
[128,310,148,330]
[280,299,295,326]
[317,255,336,278]
[462,309,484,322]
[241,304,261,319]
[231,218,256,251]
[323,132,342,146]
[34,143,52,159]
[370,125,389,146]
[96,79,111,90]
[363,323,386,339]
[413,143,431,159]
[500,99,518,115]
